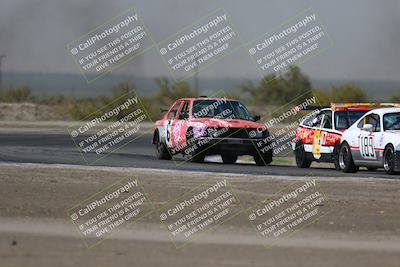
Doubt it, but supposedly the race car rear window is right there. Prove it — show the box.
[383,112,400,130]
[334,111,367,130]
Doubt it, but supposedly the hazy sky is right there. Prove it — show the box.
[1,0,399,82]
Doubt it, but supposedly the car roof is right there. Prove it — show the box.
[320,107,367,113]
[365,107,400,116]
[176,97,238,101]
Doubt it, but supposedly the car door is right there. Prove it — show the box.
[319,110,334,152]
[354,113,382,164]
[170,100,190,150]
[296,110,320,152]
[164,100,182,149]
[311,110,332,159]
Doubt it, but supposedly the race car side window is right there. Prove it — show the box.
[178,101,190,120]
[320,110,332,129]
[312,113,324,128]
[302,110,319,127]
[167,101,181,120]
[383,112,400,130]
[357,113,381,132]
[357,120,363,128]
[369,114,381,132]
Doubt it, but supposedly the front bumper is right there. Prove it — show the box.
[194,137,264,155]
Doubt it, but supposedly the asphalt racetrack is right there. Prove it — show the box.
[1,128,400,267]
[0,131,396,179]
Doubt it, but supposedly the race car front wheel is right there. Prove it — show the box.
[295,141,312,168]
[383,144,397,175]
[185,130,205,163]
[154,132,172,160]
[339,142,359,173]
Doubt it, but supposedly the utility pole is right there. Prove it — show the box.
[0,55,5,95]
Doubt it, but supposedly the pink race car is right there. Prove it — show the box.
[152,97,273,165]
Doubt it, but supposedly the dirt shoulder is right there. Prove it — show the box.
[1,163,400,267]
[1,163,399,235]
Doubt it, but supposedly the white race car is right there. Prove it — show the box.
[339,107,400,174]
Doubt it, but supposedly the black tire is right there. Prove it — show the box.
[333,144,341,170]
[254,148,273,166]
[221,154,238,164]
[188,152,205,163]
[294,141,312,168]
[383,144,397,175]
[184,130,205,163]
[154,132,172,160]
[339,142,359,173]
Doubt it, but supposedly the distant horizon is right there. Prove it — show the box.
[2,71,399,101]
[3,70,400,84]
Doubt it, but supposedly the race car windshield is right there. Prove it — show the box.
[334,111,368,130]
[192,100,253,121]
[383,112,400,130]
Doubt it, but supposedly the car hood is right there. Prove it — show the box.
[191,118,264,129]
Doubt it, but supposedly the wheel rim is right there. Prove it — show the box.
[339,146,349,169]
[384,147,394,171]
[156,142,162,153]
[155,135,163,154]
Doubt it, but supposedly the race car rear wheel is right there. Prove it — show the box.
[294,141,312,168]
[221,154,237,164]
[188,152,205,163]
[254,148,273,166]
[339,142,359,173]
[383,144,397,175]
[333,144,341,170]
[154,132,172,160]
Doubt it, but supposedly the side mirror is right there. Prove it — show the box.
[253,115,261,122]
[362,123,373,132]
